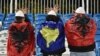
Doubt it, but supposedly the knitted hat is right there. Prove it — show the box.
[15,10,24,17]
[48,10,57,16]
[75,7,85,14]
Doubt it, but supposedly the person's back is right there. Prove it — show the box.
[37,10,65,56]
[65,7,97,56]
[7,10,35,56]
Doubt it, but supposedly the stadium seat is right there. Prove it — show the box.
[4,13,15,22]
[26,13,34,25]
[35,14,46,21]
[35,14,46,31]
[93,14,100,23]
[96,41,100,56]
[63,14,73,24]
[93,14,100,35]
[93,14,100,56]
[0,13,5,21]
[3,13,15,30]
[0,13,5,30]
[86,14,93,18]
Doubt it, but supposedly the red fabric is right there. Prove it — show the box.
[7,22,35,56]
[65,16,97,46]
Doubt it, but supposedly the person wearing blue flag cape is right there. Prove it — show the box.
[37,7,66,56]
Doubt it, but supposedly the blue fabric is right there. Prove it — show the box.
[37,21,65,53]
[42,21,57,29]
[46,21,57,29]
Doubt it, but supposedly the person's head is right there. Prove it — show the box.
[74,7,85,17]
[46,10,60,23]
[15,10,25,23]
[74,15,90,25]
[74,7,89,24]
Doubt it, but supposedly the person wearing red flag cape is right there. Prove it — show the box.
[7,10,35,56]
[65,7,97,56]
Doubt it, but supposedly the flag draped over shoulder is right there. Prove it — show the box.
[7,22,35,56]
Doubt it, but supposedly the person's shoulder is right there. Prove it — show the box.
[25,22,30,25]
[23,21,31,26]
[58,21,63,25]
[65,16,75,24]
[25,22,34,29]
[89,18,95,23]
[87,18,96,27]
[8,22,17,30]
[10,22,16,27]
